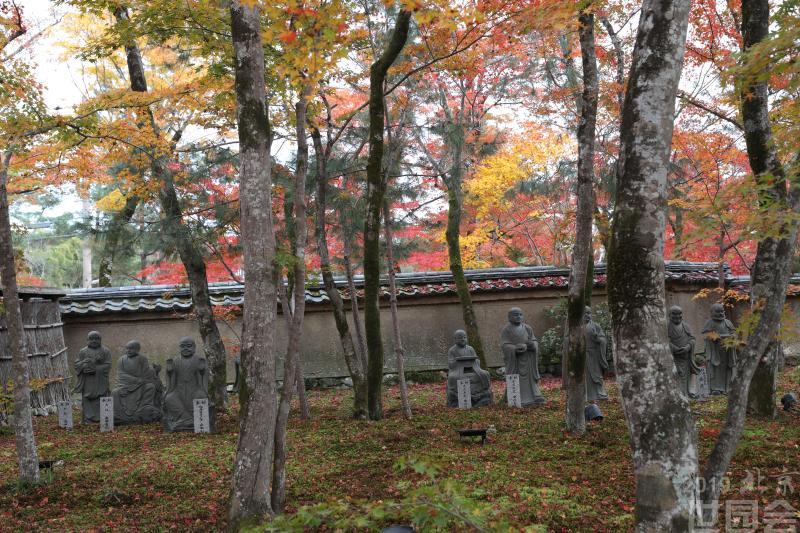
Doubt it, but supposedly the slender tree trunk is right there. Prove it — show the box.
[444,175,487,369]
[272,90,312,512]
[564,11,598,435]
[228,1,280,526]
[701,0,799,516]
[737,0,789,417]
[363,9,411,421]
[311,129,368,419]
[606,0,696,529]
[0,151,39,485]
[383,201,412,418]
[717,225,726,287]
[157,168,228,409]
[114,7,228,410]
[97,193,139,287]
[342,235,367,369]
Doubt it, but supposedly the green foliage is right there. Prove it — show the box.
[262,458,511,532]
[24,236,84,288]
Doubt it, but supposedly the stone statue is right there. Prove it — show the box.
[111,341,162,424]
[446,330,492,407]
[584,307,609,402]
[73,331,111,423]
[501,307,545,406]
[163,337,209,432]
[668,306,699,398]
[703,303,737,395]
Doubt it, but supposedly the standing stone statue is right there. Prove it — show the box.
[703,303,737,395]
[73,331,111,423]
[501,307,545,406]
[112,341,162,425]
[585,307,609,402]
[163,337,209,432]
[668,306,698,398]
[446,330,492,407]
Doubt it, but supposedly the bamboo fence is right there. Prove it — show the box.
[1,297,70,415]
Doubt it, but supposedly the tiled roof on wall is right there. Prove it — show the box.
[727,274,800,296]
[59,261,726,316]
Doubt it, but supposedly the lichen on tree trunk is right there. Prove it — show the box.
[228,1,280,526]
[606,0,697,528]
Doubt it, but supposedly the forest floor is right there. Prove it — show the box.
[1,368,799,532]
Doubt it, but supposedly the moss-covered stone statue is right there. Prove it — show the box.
[446,330,492,407]
[585,307,609,402]
[668,306,699,398]
[703,303,736,395]
[163,337,209,432]
[112,340,162,425]
[73,331,111,423]
[501,307,545,406]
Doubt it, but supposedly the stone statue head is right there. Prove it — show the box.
[125,340,141,357]
[670,306,683,325]
[584,306,593,323]
[710,303,725,321]
[87,331,102,349]
[454,330,468,347]
[508,307,523,325]
[152,362,162,377]
[179,337,196,358]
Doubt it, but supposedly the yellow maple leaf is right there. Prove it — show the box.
[95,189,127,212]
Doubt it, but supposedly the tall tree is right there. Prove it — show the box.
[228,0,280,525]
[109,6,229,410]
[700,0,800,515]
[310,120,368,419]
[363,8,411,421]
[564,9,598,435]
[0,150,38,485]
[606,0,696,529]
[272,82,311,513]
[0,5,41,486]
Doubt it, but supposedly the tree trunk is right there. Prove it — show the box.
[228,1,280,526]
[564,11,598,435]
[701,0,799,516]
[606,0,696,529]
[383,201,412,418]
[747,341,778,417]
[272,90,311,513]
[0,151,39,485]
[311,128,368,419]
[739,0,790,421]
[342,235,367,370]
[97,193,139,287]
[445,180,487,369]
[363,9,411,421]
[114,6,228,410]
[157,168,228,409]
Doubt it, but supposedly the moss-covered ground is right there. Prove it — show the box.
[2,368,798,531]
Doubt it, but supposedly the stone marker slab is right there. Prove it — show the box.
[696,366,710,400]
[457,378,472,409]
[57,401,73,429]
[99,397,113,432]
[193,398,210,434]
[506,374,522,408]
